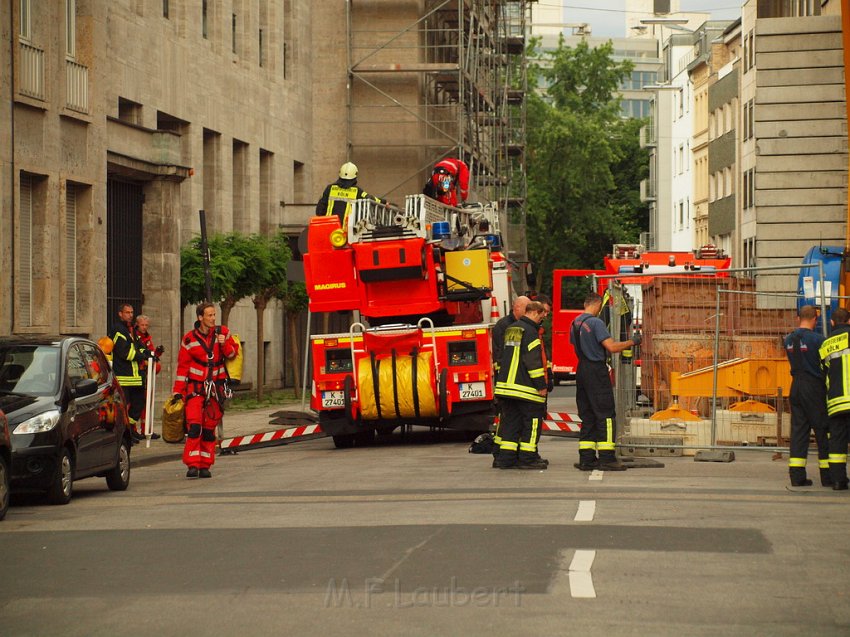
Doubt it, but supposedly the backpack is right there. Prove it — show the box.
[225,333,243,383]
[468,433,496,454]
[161,395,186,443]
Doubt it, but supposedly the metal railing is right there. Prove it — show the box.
[65,58,89,113]
[19,41,45,100]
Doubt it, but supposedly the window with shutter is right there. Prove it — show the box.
[19,174,33,327]
[65,184,78,327]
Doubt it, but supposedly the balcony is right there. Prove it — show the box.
[639,124,657,148]
[640,179,656,202]
[66,59,89,113]
[19,41,45,100]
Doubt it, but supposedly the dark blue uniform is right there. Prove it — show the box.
[784,327,830,486]
[571,313,618,468]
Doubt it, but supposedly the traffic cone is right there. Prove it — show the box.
[490,296,500,320]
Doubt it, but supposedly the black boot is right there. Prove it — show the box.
[575,450,598,471]
[186,467,199,479]
[820,468,834,487]
[789,468,812,487]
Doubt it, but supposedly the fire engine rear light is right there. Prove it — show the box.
[317,380,344,391]
[455,371,487,382]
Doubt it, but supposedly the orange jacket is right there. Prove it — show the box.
[172,323,238,397]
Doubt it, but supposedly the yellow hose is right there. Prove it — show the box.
[358,351,438,420]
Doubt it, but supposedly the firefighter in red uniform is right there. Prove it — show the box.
[172,302,238,479]
[423,158,469,207]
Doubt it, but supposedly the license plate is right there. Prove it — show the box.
[322,391,345,408]
[458,382,485,400]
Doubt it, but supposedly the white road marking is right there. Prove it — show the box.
[589,469,603,481]
[568,550,597,598]
[574,500,596,522]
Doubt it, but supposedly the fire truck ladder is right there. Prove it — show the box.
[348,195,499,248]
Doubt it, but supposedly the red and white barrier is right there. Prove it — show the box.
[220,423,325,450]
[542,411,582,433]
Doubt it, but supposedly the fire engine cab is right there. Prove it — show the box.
[304,194,508,447]
[551,244,731,384]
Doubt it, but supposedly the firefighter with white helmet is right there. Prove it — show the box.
[316,161,385,230]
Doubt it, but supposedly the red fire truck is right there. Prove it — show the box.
[550,244,731,384]
[303,195,507,447]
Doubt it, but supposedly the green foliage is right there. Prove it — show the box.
[526,38,649,294]
[253,231,292,302]
[280,281,308,314]
[179,234,247,307]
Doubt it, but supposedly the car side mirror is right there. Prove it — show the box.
[72,378,98,399]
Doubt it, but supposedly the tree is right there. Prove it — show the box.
[249,232,292,401]
[279,281,309,392]
[526,38,648,294]
[180,233,247,323]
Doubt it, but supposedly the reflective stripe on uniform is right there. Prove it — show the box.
[788,457,807,468]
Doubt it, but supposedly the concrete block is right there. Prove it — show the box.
[618,456,666,469]
[694,450,735,463]
[618,436,683,458]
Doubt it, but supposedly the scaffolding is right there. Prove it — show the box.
[346,0,530,264]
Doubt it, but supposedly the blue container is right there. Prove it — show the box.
[432,221,451,240]
[798,245,844,330]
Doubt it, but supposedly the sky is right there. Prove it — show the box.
[541,1,743,38]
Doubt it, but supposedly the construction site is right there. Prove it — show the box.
[311,0,532,265]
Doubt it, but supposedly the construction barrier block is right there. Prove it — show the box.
[618,456,666,469]
[618,436,683,457]
[694,450,736,463]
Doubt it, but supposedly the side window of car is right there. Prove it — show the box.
[66,345,89,385]
[81,344,109,385]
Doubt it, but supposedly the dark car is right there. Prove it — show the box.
[0,406,9,520]
[0,336,132,505]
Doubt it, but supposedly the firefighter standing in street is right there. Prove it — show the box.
[111,304,154,442]
[784,305,831,487]
[135,314,163,441]
[316,162,384,230]
[172,302,238,479]
[570,293,640,471]
[490,295,530,462]
[493,301,549,470]
[820,306,850,491]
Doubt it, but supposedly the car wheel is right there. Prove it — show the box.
[105,439,131,491]
[0,455,9,521]
[47,448,74,505]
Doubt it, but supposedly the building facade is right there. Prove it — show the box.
[2,0,314,392]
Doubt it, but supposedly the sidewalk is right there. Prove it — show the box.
[132,402,309,468]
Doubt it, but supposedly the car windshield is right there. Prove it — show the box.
[0,345,61,396]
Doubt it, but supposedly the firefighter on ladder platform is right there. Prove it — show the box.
[316,162,385,230]
[422,158,470,207]
[172,302,238,479]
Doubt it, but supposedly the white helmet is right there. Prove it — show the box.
[339,162,358,180]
